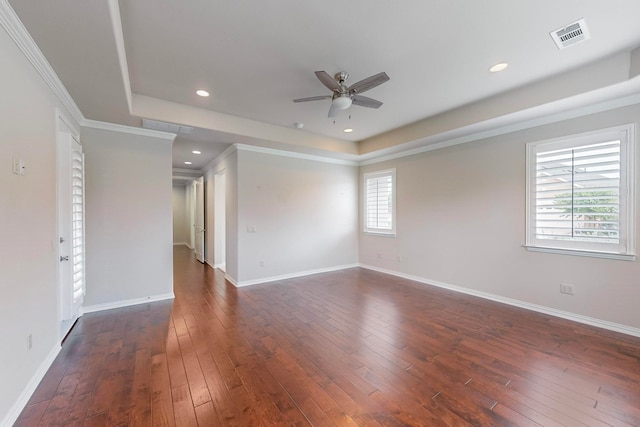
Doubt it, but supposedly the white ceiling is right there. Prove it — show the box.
[8,0,640,170]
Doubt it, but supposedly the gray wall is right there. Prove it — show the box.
[360,104,640,330]
[82,127,174,308]
[172,184,188,244]
[0,24,77,423]
[236,150,359,284]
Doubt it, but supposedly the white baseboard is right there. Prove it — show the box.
[235,264,360,287]
[224,273,238,287]
[360,264,640,338]
[173,242,188,246]
[1,343,61,427]
[81,292,175,314]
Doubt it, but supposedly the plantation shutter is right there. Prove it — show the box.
[535,141,620,243]
[71,143,85,302]
[526,124,635,258]
[365,170,395,234]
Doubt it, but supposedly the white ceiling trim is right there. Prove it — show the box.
[202,143,237,172]
[107,0,132,113]
[82,119,176,141]
[235,144,359,166]
[0,0,84,125]
[132,94,358,156]
[360,81,640,166]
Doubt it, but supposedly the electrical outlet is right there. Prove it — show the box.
[28,334,32,350]
[259,260,265,267]
[560,283,574,295]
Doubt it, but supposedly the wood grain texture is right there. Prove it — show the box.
[15,246,640,426]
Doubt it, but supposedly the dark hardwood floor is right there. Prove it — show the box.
[16,246,640,426]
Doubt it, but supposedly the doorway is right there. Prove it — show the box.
[56,113,85,339]
[194,177,206,263]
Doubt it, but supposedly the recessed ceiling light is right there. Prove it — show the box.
[192,150,201,154]
[196,90,210,97]
[294,122,304,129]
[343,128,353,133]
[489,62,509,73]
[184,161,192,165]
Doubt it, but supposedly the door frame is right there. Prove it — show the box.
[213,170,226,271]
[55,109,81,340]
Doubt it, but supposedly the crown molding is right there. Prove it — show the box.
[235,143,359,166]
[82,119,176,141]
[202,144,237,172]
[0,0,84,125]
[359,89,640,166]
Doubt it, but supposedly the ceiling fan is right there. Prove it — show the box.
[293,71,390,118]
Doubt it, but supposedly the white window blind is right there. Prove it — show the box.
[364,169,396,235]
[71,145,85,301]
[526,125,635,258]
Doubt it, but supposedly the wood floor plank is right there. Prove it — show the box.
[15,246,640,426]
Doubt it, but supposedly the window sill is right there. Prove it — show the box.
[363,230,396,237]
[524,245,636,261]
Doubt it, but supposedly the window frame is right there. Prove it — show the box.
[363,168,396,236]
[525,124,636,260]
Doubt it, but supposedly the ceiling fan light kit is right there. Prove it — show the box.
[332,94,352,110]
[293,70,389,118]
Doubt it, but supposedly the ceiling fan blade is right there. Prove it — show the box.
[293,95,332,103]
[315,71,341,91]
[352,95,383,109]
[348,72,390,94]
[328,103,338,118]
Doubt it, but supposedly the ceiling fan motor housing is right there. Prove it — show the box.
[335,71,349,84]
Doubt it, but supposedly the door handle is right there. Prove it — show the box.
[60,256,69,262]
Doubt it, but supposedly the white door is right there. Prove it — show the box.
[58,132,85,333]
[194,176,205,263]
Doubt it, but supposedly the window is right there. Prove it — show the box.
[526,125,635,259]
[364,169,396,235]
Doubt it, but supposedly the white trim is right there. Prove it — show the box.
[106,0,132,113]
[235,144,358,166]
[203,144,237,172]
[1,343,61,427]
[359,264,640,338]
[0,0,84,125]
[81,292,175,314]
[224,273,239,287]
[55,108,81,139]
[81,119,176,140]
[359,92,640,166]
[525,124,635,257]
[235,264,359,287]
[3,0,640,169]
[173,242,188,246]
[363,169,396,235]
[525,245,636,261]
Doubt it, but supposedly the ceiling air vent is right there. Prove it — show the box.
[550,19,590,50]
[142,119,193,135]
